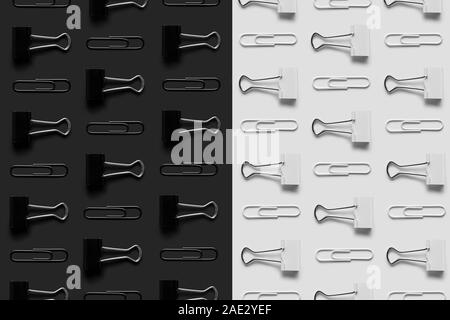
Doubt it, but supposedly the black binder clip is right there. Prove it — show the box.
[86,68,145,106]
[9,281,68,300]
[162,25,221,62]
[162,110,221,146]
[86,154,145,191]
[12,112,71,149]
[90,0,149,21]
[13,0,71,8]
[83,238,142,276]
[159,280,219,300]
[12,27,71,64]
[160,195,218,232]
[10,196,68,234]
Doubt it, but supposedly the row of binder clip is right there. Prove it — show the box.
[240,239,446,272]
[237,0,442,14]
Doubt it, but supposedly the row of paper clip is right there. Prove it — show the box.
[236,0,442,15]
[240,239,446,300]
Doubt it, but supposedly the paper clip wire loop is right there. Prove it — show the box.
[388,206,446,219]
[163,0,220,6]
[314,163,371,176]
[84,291,142,300]
[314,0,372,9]
[10,248,68,263]
[160,164,218,177]
[87,121,144,135]
[240,34,297,47]
[315,249,374,263]
[243,205,300,219]
[10,163,68,178]
[160,247,218,261]
[163,77,221,92]
[386,120,443,133]
[241,120,298,133]
[84,206,142,220]
[313,77,370,90]
[385,33,442,47]
[86,36,144,50]
[13,79,71,93]
[13,0,71,7]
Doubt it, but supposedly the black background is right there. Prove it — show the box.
[1,0,231,300]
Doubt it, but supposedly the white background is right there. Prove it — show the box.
[233,0,450,300]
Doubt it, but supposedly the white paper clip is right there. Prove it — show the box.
[242,154,300,186]
[313,111,371,144]
[314,0,372,9]
[315,283,374,300]
[243,292,300,300]
[314,163,371,177]
[240,34,297,47]
[387,240,446,272]
[238,0,297,14]
[387,153,446,186]
[311,25,370,57]
[313,77,370,90]
[388,206,446,219]
[239,68,298,100]
[316,249,374,263]
[386,119,443,133]
[241,240,301,272]
[385,33,443,47]
[388,291,446,300]
[243,205,301,219]
[241,120,298,133]
[315,197,374,229]
[384,0,442,14]
[385,67,444,100]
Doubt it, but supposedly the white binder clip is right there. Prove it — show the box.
[387,154,446,187]
[315,197,374,230]
[314,0,372,9]
[385,67,444,101]
[311,25,370,58]
[241,240,301,272]
[239,68,298,100]
[238,0,297,14]
[313,111,371,144]
[387,240,446,272]
[315,283,374,300]
[384,0,442,14]
[241,154,300,186]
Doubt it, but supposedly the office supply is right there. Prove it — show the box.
[314,0,372,9]
[386,120,443,133]
[388,291,446,300]
[159,280,218,300]
[315,283,374,300]
[160,247,218,261]
[160,163,218,177]
[316,249,373,262]
[10,163,68,178]
[243,205,300,219]
[385,33,442,47]
[10,248,68,263]
[84,206,142,220]
[9,281,68,300]
[243,292,300,300]
[13,0,71,7]
[384,0,442,14]
[313,76,370,90]
[90,0,149,21]
[86,36,144,50]
[388,205,445,219]
[241,120,298,133]
[84,291,142,300]
[13,79,71,93]
[87,121,144,135]
[238,0,297,14]
[314,163,371,176]
[240,34,297,47]
[163,0,220,5]
[163,77,221,92]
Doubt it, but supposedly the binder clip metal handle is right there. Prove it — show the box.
[28,32,71,52]
[387,247,428,265]
[387,161,428,180]
[102,160,145,179]
[28,118,71,137]
[179,32,221,50]
[10,163,68,178]
[177,286,219,301]
[241,247,283,265]
[384,0,442,13]
[163,0,220,6]
[312,118,352,136]
[387,240,446,271]
[314,289,357,300]
[86,36,144,50]
[28,287,69,300]
[105,0,149,9]
[100,245,142,264]
[27,202,69,222]
[10,281,69,300]
[10,248,68,263]
[311,31,353,51]
[239,75,281,94]
[160,247,218,261]
[176,201,219,220]
[384,75,426,94]
[314,204,356,223]
[13,0,71,8]
[241,161,283,180]
[103,75,145,94]
[13,79,71,93]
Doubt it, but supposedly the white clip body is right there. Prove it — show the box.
[354,283,374,300]
[354,197,374,229]
[351,25,370,57]
[425,67,444,100]
[427,240,446,272]
[427,153,446,186]
[352,111,371,143]
[314,0,372,9]
[281,240,300,272]
[281,154,301,186]
[278,0,297,13]
[279,68,298,100]
[424,0,442,13]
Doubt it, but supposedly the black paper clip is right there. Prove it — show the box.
[10,196,68,234]
[163,77,221,92]
[162,25,221,62]
[10,163,68,178]
[90,0,149,21]
[86,154,145,191]
[12,27,71,64]
[84,238,142,276]
[162,110,221,146]
[160,195,218,232]
[84,206,142,220]
[12,112,71,149]
[160,247,218,261]
[160,163,218,177]
[86,68,145,106]
[86,36,144,50]
[87,121,144,135]
[10,248,68,263]
[9,281,68,300]
[163,0,220,6]
[13,0,71,8]
[13,79,71,93]
[159,280,219,301]
[84,290,142,300]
